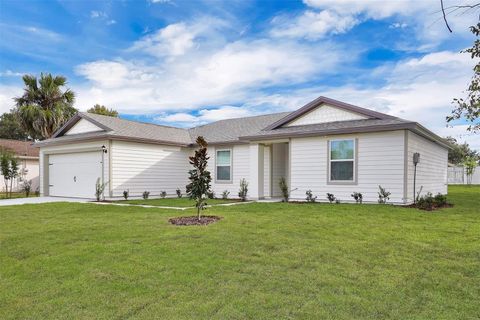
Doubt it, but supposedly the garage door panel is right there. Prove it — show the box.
[49,151,102,198]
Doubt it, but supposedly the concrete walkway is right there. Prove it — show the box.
[0,196,88,206]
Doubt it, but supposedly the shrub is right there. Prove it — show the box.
[95,178,107,202]
[326,193,336,203]
[160,191,167,198]
[185,136,212,220]
[207,191,215,199]
[305,190,317,203]
[434,193,447,207]
[34,187,40,197]
[335,199,341,204]
[351,192,363,204]
[238,178,248,201]
[378,185,391,204]
[416,192,434,210]
[22,180,32,197]
[142,191,150,200]
[123,190,129,200]
[279,177,289,202]
[222,190,230,200]
[176,188,182,198]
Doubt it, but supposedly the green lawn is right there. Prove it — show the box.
[1,186,479,319]
[115,197,241,207]
[0,192,38,200]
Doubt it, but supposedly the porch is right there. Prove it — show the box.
[249,141,289,200]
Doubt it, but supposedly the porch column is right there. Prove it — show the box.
[249,143,264,200]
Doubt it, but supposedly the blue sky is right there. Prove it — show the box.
[0,0,478,148]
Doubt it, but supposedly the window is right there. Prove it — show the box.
[329,139,355,182]
[216,149,232,181]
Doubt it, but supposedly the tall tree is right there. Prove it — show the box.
[87,104,119,117]
[14,73,77,140]
[186,136,212,220]
[445,136,479,164]
[0,112,31,140]
[446,23,480,132]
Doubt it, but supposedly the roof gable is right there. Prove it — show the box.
[65,118,104,135]
[284,104,367,127]
[263,96,395,130]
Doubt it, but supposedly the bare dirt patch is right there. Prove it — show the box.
[169,216,222,226]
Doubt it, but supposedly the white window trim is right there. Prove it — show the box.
[327,138,357,185]
[215,148,233,183]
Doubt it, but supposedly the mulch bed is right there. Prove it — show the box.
[169,216,222,226]
[406,203,454,211]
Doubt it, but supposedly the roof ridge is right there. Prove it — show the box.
[188,111,291,130]
[81,112,189,132]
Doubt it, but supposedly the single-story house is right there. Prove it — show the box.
[35,96,450,203]
[0,138,40,192]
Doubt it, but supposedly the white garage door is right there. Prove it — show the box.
[49,151,102,198]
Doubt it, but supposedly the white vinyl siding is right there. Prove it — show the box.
[209,144,250,198]
[406,131,448,201]
[289,130,405,203]
[110,140,190,198]
[65,118,103,135]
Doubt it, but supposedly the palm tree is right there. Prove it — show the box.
[14,73,77,140]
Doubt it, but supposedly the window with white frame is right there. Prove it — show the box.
[329,139,355,182]
[216,149,232,181]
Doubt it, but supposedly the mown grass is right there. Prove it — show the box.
[0,185,478,319]
[0,192,38,200]
[115,197,241,207]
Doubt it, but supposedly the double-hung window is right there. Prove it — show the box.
[329,139,355,182]
[216,149,232,182]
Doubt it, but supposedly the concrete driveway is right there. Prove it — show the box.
[0,197,89,206]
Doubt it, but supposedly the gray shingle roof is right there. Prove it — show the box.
[240,118,416,140]
[82,112,192,145]
[36,96,449,149]
[188,112,290,144]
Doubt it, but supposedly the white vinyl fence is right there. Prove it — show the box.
[448,166,480,184]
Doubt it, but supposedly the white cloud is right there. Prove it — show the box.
[273,0,477,50]
[0,70,24,77]
[131,23,196,57]
[130,17,229,58]
[271,10,359,39]
[75,27,344,113]
[155,106,252,127]
[0,85,22,114]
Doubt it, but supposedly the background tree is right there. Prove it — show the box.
[439,1,480,132]
[186,136,212,221]
[87,104,119,117]
[463,156,478,184]
[0,149,19,198]
[0,112,31,140]
[447,23,480,132]
[445,136,479,164]
[14,73,77,140]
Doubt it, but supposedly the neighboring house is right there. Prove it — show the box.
[35,96,450,203]
[0,139,40,193]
